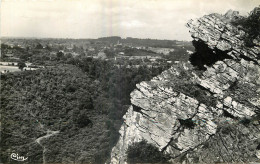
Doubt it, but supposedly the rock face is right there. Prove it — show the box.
[110,11,260,163]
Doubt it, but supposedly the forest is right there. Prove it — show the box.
[1,56,171,163]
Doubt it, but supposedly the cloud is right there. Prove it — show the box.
[1,0,259,40]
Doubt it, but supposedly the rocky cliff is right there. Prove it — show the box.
[110,11,260,163]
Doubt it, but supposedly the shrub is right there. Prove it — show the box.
[77,113,92,128]
[231,6,260,47]
[126,140,170,163]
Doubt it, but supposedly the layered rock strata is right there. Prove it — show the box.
[110,11,260,163]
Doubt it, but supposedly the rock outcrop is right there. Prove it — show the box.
[110,10,260,163]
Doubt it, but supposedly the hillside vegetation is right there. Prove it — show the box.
[1,58,170,163]
[231,6,260,47]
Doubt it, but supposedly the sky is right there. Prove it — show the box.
[1,0,259,41]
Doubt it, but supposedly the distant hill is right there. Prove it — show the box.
[97,36,122,43]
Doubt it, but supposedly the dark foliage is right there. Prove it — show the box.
[239,118,251,126]
[97,36,122,43]
[126,140,170,163]
[123,37,185,48]
[165,46,193,62]
[1,59,169,163]
[0,66,100,163]
[124,47,156,56]
[231,6,260,47]
[36,43,43,49]
[17,61,26,70]
[56,51,64,59]
[220,125,233,135]
[0,35,193,163]
[76,112,93,128]
[169,67,217,107]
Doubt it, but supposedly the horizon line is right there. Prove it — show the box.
[1,36,191,42]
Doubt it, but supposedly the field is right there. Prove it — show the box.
[0,66,20,73]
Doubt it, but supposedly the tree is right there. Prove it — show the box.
[36,43,43,49]
[76,111,92,128]
[104,49,115,58]
[231,6,260,47]
[46,45,52,51]
[57,51,64,59]
[18,62,26,70]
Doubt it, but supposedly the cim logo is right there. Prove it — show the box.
[10,153,28,161]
